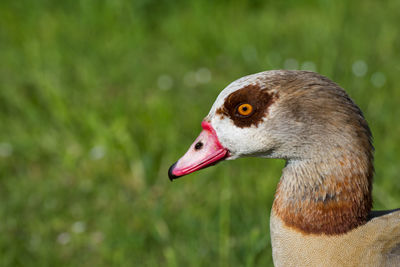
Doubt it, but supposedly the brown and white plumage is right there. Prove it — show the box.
[169,70,400,266]
[271,208,400,266]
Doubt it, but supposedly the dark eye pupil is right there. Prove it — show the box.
[242,106,248,111]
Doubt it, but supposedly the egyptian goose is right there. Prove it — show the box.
[168,70,400,267]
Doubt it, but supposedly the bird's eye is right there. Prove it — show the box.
[237,103,253,116]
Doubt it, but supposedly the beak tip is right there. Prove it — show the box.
[168,162,179,181]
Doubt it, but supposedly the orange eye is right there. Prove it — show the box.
[237,103,253,116]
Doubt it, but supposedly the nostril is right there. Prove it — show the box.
[194,141,203,150]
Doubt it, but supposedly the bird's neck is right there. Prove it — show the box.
[272,151,373,235]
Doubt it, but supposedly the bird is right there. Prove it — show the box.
[168,70,400,267]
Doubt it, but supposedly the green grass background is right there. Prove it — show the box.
[0,0,399,266]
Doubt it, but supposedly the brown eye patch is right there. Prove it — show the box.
[216,84,277,128]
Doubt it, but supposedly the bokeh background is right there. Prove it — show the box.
[1,0,399,266]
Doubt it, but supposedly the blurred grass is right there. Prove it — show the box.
[0,0,399,266]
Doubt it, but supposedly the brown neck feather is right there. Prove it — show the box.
[273,152,373,235]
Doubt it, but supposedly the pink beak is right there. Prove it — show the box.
[168,121,229,180]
